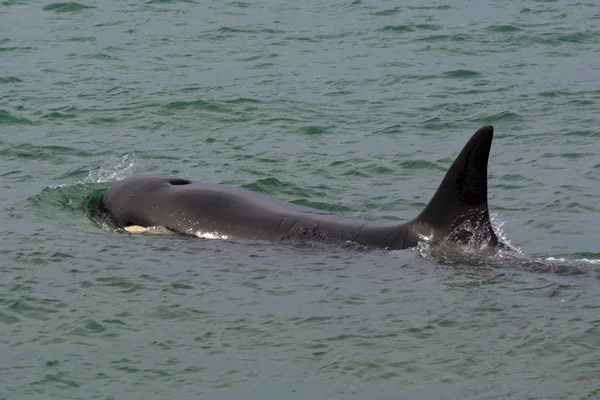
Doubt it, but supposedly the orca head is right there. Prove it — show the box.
[101,176,192,227]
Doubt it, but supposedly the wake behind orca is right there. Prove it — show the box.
[90,125,500,250]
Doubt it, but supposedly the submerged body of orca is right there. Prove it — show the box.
[90,125,500,250]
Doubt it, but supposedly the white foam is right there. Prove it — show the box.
[544,257,600,265]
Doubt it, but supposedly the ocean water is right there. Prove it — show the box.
[2,0,600,398]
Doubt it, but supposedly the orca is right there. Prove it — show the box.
[90,125,500,250]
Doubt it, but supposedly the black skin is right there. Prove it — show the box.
[92,126,499,250]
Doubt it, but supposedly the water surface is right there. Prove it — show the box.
[2,0,600,398]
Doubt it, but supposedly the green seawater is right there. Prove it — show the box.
[2,0,600,398]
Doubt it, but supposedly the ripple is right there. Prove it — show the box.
[487,24,522,33]
[32,372,80,389]
[0,110,33,125]
[42,2,96,13]
[379,24,441,33]
[147,0,198,3]
[441,69,481,79]
[297,125,329,135]
[95,277,144,293]
[397,159,447,172]
[216,27,285,35]
[162,100,230,113]
[414,34,471,42]
[150,304,209,320]
[6,297,67,321]
[372,7,402,16]
[0,76,22,83]
[471,111,522,123]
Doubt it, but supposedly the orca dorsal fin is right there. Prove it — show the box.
[413,125,498,246]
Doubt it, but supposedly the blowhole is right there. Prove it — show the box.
[169,178,192,185]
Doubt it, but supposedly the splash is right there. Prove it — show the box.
[490,212,523,254]
[191,230,230,240]
[85,154,136,184]
[416,231,434,259]
[413,213,600,275]
[416,213,523,264]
